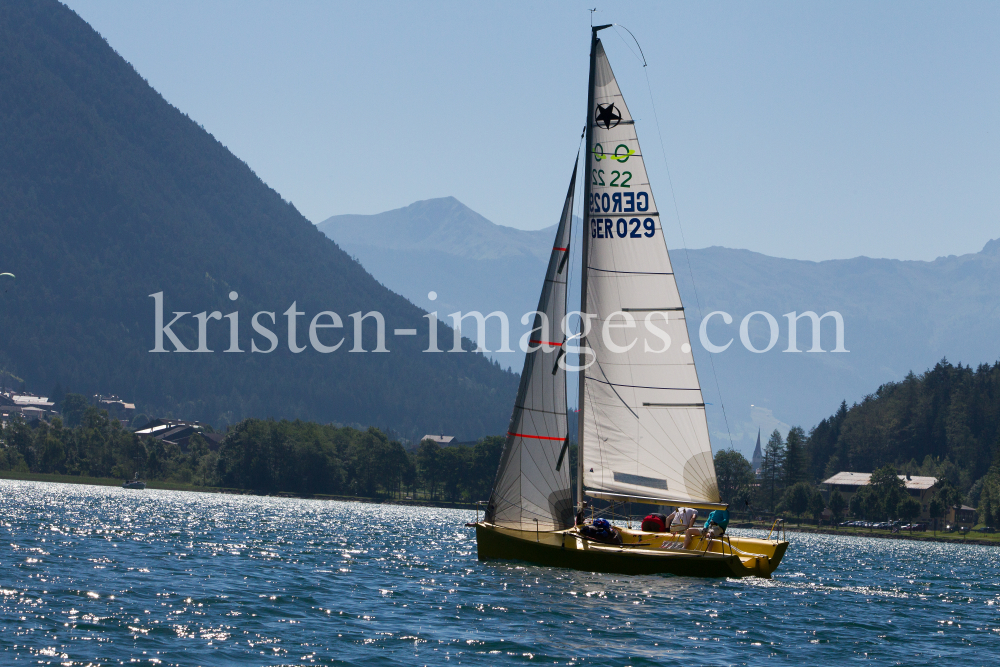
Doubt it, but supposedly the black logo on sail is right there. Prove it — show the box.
[595,103,621,130]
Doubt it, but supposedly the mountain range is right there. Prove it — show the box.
[321,197,1000,458]
[0,0,518,442]
[320,197,559,355]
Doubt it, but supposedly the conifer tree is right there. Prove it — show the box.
[760,429,786,513]
[783,426,808,487]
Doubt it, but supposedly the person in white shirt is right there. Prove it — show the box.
[668,507,697,532]
[660,507,697,549]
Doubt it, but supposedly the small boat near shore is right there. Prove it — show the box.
[474,25,789,578]
[123,473,146,490]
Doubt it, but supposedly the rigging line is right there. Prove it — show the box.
[626,30,735,449]
[612,25,646,67]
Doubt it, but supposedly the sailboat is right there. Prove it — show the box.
[474,25,789,578]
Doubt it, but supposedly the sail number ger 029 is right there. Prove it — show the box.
[591,217,656,239]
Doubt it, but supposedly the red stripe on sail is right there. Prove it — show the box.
[529,339,563,346]
[553,247,568,251]
[508,431,565,441]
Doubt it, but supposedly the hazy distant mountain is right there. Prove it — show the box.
[322,197,555,262]
[0,1,518,441]
[320,198,1000,458]
[319,198,563,366]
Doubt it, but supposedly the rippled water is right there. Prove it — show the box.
[1,480,998,665]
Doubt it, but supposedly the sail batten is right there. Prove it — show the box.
[580,39,720,506]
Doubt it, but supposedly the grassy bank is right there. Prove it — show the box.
[736,520,1000,546]
[0,470,479,511]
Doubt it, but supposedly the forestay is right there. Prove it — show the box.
[581,40,719,506]
[486,164,577,531]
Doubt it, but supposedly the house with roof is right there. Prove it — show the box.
[134,418,225,451]
[94,394,135,424]
[0,391,59,423]
[421,434,455,445]
[823,471,940,520]
[945,504,976,530]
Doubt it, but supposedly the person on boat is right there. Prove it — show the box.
[683,508,730,550]
[659,507,698,549]
[667,507,697,533]
[579,518,623,545]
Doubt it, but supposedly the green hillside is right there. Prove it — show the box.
[807,359,1000,495]
[0,0,518,441]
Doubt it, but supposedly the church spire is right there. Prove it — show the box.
[751,428,763,474]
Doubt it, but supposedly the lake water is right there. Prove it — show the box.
[1,479,998,666]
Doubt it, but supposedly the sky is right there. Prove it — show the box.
[63,1,1000,262]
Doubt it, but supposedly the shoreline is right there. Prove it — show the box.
[0,470,479,511]
[3,472,992,544]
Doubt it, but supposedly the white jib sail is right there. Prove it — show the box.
[581,40,719,506]
[486,163,577,530]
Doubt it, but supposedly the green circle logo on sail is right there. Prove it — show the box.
[593,143,634,162]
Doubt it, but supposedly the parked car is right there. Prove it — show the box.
[975,526,996,533]
[900,523,927,531]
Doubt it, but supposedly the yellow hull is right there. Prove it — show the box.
[476,523,788,578]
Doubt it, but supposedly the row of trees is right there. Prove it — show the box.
[715,442,926,526]
[714,428,815,514]
[8,356,1000,522]
[714,443,828,523]
[714,431,998,527]
[0,408,506,503]
[0,406,190,482]
[711,359,1000,526]
[214,419,505,501]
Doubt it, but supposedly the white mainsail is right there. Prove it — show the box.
[486,164,577,530]
[580,40,720,507]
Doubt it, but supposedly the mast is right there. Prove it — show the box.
[577,24,611,517]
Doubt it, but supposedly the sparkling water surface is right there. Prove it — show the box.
[1,479,998,666]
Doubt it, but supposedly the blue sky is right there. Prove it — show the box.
[64,1,1000,262]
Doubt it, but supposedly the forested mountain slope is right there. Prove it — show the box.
[807,359,1000,492]
[0,1,518,441]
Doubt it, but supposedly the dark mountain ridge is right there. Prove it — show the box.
[0,0,518,440]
